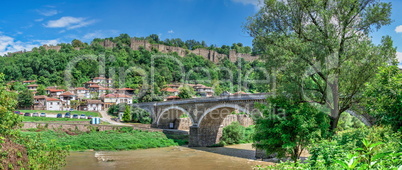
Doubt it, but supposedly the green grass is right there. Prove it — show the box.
[22,116,90,122]
[20,128,178,151]
[19,110,101,117]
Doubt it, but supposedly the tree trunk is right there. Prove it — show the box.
[329,79,340,132]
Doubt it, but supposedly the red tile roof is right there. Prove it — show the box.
[166,96,180,99]
[46,98,61,101]
[104,94,131,98]
[27,84,39,87]
[89,85,101,88]
[23,80,36,83]
[116,88,135,91]
[34,95,47,99]
[93,77,106,80]
[75,87,88,90]
[86,100,103,104]
[84,81,98,84]
[47,89,65,92]
[161,88,179,92]
[59,92,75,96]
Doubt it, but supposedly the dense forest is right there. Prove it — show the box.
[0,34,270,95]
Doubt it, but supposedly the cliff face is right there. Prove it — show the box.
[7,39,260,63]
[128,39,258,63]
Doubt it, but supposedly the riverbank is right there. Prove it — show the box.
[21,127,178,151]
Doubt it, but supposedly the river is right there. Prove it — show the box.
[63,143,275,170]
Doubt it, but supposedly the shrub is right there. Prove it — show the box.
[220,122,246,145]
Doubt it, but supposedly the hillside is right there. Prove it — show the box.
[0,34,271,94]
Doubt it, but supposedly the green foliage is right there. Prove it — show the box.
[219,122,254,145]
[364,66,402,132]
[254,96,330,162]
[21,129,178,151]
[178,85,195,99]
[0,73,21,136]
[131,107,152,124]
[220,122,245,145]
[257,126,402,170]
[122,105,132,122]
[246,0,396,131]
[336,112,365,131]
[17,88,34,109]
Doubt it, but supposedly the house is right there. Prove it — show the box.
[59,92,76,110]
[27,84,38,91]
[75,87,90,99]
[99,87,114,96]
[45,98,62,111]
[83,100,103,111]
[83,81,99,89]
[116,88,135,95]
[104,94,133,105]
[194,85,214,97]
[33,95,47,110]
[165,96,180,101]
[161,87,179,96]
[92,75,113,87]
[88,84,101,92]
[23,80,36,85]
[220,91,232,96]
[46,89,65,97]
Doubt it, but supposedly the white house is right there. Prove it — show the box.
[104,94,132,105]
[75,87,90,99]
[59,92,76,110]
[45,98,62,111]
[27,84,38,91]
[85,100,103,111]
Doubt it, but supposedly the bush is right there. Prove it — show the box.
[260,126,402,169]
[220,122,246,145]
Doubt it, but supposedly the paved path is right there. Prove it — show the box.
[98,111,128,126]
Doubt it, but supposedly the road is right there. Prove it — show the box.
[98,111,129,126]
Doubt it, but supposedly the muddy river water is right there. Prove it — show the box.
[63,143,274,170]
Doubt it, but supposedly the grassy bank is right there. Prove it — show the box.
[20,127,178,151]
[19,110,101,117]
[22,117,90,122]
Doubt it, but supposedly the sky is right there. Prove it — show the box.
[0,0,401,63]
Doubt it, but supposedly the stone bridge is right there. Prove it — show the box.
[133,93,268,147]
[133,93,372,147]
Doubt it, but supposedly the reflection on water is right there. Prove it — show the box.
[63,144,274,170]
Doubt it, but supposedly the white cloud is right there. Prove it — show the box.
[45,16,97,30]
[395,25,402,33]
[397,52,402,68]
[231,0,263,9]
[0,33,59,56]
[168,30,174,34]
[36,9,59,16]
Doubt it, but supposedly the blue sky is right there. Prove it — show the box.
[0,0,401,62]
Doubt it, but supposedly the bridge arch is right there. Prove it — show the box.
[156,106,193,129]
[196,103,254,146]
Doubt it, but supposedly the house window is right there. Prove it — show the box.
[50,102,53,105]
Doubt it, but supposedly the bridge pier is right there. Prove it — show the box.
[188,125,201,147]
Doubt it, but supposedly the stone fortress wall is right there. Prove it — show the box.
[104,39,260,63]
[7,39,260,63]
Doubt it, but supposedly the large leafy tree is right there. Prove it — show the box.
[246,0,396,130]
[178,85,195,99]
[254,96,330,162]
[364,66,402,132]
[17,88,34,109]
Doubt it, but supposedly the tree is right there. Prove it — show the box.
[122,105,131,122]
[246,0,395,130]
[71,39,85,48]
[254,96,330,162]
[364,66,402,132]
[36,85,46,95]
[131,107,152,124]
[17,89,33,109]
[178,85,195,99]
